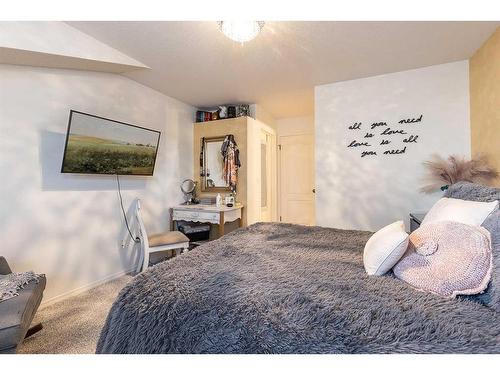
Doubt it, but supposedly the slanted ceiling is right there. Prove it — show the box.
[0,22,148,73]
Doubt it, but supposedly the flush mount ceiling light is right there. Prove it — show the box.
[218,21,265,43]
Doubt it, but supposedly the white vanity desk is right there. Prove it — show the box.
[170,203,243,238]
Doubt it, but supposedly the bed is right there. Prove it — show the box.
[97,182,500,354]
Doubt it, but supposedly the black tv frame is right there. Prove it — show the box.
[60,110,161,176]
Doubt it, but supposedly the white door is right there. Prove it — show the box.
[279,134,315,225]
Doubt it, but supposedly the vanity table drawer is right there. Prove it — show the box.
[172,210,219,223]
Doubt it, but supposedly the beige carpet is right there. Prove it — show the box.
[18,275,133,354]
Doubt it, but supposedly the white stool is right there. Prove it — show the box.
[135,199,189,273]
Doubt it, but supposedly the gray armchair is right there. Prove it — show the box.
[0,257,12,275]
[0,257,46,354]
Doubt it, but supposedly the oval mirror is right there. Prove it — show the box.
[181,179,196,194]
[180,179,198,205]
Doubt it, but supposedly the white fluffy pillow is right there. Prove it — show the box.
[422,197,498,226]
[363,221,409,276]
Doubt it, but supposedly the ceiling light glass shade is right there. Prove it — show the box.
[218,21,265,43]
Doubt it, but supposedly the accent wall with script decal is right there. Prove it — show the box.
[315,61,471,231]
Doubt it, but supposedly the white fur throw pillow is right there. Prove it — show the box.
[422,197,498,226]
[363,221,409,276]
[394,221,492,298]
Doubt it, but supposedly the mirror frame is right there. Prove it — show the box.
[201,136,232,192]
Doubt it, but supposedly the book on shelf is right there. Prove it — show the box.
[196,104,249,123]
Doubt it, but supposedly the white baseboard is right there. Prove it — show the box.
[40,267,135,307]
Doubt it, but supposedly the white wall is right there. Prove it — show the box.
[0,64,193,303]
[315,61,470,231]
[250,104,277,130]
[276,115,314,137]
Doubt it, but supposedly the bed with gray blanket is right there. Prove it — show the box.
[97,182,500,354]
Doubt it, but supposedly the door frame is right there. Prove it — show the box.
[260,129,273,222]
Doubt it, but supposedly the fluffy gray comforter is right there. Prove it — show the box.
[97,222,500,354]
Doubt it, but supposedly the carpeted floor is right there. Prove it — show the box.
[18,275,133,354]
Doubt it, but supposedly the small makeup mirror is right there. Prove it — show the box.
[201,137,230,192]
[180,178,198,204]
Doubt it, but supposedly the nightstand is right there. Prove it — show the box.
[409,213,426,233]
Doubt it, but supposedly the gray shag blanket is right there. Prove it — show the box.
[97,222,500,354]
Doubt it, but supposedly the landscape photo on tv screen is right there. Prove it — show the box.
[61,111,161,176]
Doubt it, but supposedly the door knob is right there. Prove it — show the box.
[312,189,316,193]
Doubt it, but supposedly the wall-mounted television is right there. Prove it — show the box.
[61,110,161,176]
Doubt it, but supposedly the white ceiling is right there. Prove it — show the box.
[68,21,498,119]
